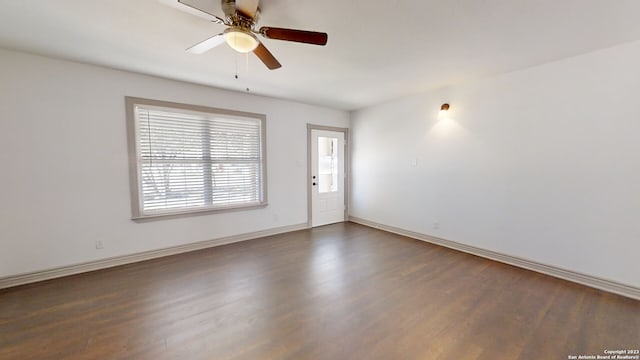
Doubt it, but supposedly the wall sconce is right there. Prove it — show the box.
[438,103,450,119]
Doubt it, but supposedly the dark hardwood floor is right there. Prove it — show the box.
[1,222,638,359]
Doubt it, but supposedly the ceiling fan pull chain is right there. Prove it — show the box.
[245,52,250,77]
[235,52,239,79]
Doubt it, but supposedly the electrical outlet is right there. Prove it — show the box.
[95,240,104,250]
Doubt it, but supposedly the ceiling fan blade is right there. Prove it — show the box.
[253,42,282,70]
[259,27,327,46]
[235,0,260,19]
[186,33,226,54]
[175,0,225,24]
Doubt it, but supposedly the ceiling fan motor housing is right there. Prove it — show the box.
[221,0,260,24]
[221,0,236,18]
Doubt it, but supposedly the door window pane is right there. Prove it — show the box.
[318,136,338,193]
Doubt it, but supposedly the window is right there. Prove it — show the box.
[317,136,338,193]
[126,97,267,219]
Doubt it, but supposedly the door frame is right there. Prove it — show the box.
[307,124,349,228]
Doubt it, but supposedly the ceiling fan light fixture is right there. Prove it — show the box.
[224,28,258,53]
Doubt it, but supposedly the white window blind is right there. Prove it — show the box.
[127,98,266,218]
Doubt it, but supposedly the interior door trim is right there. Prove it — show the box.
[306,124,349,228]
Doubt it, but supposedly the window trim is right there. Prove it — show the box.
[125,96,268,220]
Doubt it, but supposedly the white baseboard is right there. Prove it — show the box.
[349,216,640,300]
[0,223,308,290]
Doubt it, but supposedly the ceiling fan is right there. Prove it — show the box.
[175,0,328,70]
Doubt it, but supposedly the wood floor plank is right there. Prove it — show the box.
[0,222,638,359]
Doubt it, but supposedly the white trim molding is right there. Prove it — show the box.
[349,216,640,300]
[0,223,307,290]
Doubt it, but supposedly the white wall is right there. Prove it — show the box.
[350,40,640,288]
[0,48,348,277]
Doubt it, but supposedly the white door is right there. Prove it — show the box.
[311,129,345,227]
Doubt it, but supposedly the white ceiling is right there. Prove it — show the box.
[1,0,640,110]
